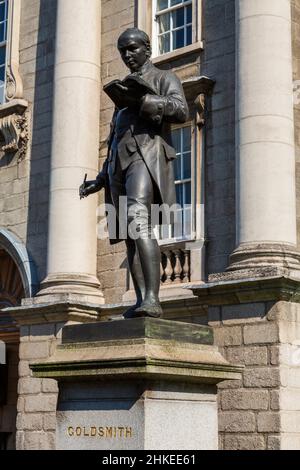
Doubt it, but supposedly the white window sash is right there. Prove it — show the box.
[155,0,193,18]
[152,0,195,57]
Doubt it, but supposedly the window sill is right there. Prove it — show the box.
[0,98,28,118]
[158,237,195,247]
[152,41,204,66]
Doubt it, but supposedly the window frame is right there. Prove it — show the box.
[153,0,194,57]
[157,116,203,247]
[136,0,203,63]
[1,0,24,105]
[0,0,9,105]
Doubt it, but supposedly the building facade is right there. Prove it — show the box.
[0,0,300,450]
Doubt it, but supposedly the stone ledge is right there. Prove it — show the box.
[3,301,102,326]
[0,98,28,118]
[187,274,300,306]
[4,295,207,326]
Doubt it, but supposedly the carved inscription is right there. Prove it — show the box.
[67,426,133,439]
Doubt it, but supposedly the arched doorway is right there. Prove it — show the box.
[0,244,27,450]
[0,248,25,307]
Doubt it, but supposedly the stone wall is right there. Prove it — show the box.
[208,300,300,450]
[0,0,56,283]
[0,342,19,450]
[96,0,135,303]
[202,0,236,275]
[16,322,60,450]
[209,303,280,450]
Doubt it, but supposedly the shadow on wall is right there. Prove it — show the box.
[201,0,236,276]
[26,0,58,286]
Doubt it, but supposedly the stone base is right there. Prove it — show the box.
[31,318,242,450]
[36,273,105,305]
[56,380,218,450]
[227,242,300,278]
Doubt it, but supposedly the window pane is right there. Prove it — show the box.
[182,126,191,152]
[0,45,5,66]
[159,33,170,54]
[0,22,5,42]
[186,4,192,23]
[172,128,181,154]
[0,64,5,83]
[158,13,170,33]
[176,184,183,206]
[0,3,5,23]
[171,0,183,6]
[172,7,185,28]
[182,152,191,179]
[173,209,183,238]
[174,155,181,180]
[184,182,191,205]
[183,205,192,237]
[157,0,168,11]
[186,25,192,45]
[172,28,184,50]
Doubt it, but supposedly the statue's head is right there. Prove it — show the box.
[117,28,151,72]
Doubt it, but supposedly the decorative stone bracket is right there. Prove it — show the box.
[182,76,215,128]
[0,100,29,161]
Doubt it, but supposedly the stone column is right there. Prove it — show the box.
[37,0,104,303]
[229,0,300,273]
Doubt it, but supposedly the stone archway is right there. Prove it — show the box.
[0,234,33,450]
[0,248,25,308]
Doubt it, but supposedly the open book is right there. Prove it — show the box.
[103,75,156,109]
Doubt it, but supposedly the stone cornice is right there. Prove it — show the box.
[30,326,242,384]
[4,301,102,326]
[4,294,207,326]
[187,274,300,306]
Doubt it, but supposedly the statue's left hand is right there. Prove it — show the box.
[117,83,129,93]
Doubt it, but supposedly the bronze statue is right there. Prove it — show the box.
[80,28,188,318]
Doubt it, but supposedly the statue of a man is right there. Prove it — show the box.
[80,28,188,318]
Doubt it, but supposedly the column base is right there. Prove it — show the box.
[226,242,300,279]
[36,273,105,305]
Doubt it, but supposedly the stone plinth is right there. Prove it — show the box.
[31,318,242,450]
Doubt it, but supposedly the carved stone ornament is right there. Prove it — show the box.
[194,93,206,127]
[0,101,29,161]
[182,75,215,127]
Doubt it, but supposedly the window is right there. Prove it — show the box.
[173,125,192,236]
[0,0,8,104]
[157,123,194,242]
[137,0,202,61]
[154,0,193,55]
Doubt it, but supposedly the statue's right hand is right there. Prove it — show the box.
[79,180,96,199]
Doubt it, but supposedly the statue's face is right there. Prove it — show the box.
[118,35,149,72]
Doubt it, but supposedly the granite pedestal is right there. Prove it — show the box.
[31,318,242,450]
